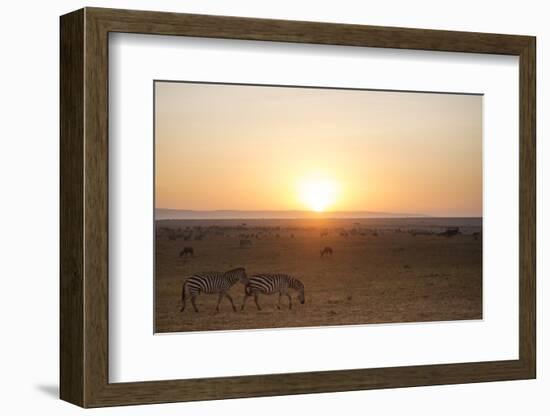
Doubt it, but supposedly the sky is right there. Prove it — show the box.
[155,81,482,217]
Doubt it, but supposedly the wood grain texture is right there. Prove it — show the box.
[89,7,532,54]
[59,7,536,408]
[518,38,536,375]
[59,8,84,406]
[83,10,110,406]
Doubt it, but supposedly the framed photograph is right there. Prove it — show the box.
[60,7,536,407]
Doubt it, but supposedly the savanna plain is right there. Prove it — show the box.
[155,217,482,333]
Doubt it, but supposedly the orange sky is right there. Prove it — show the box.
[155,81,482,217]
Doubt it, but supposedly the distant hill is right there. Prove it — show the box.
[155,209,427,220]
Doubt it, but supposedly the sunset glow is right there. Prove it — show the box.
[298,177,339,212]
[155,82,482,217]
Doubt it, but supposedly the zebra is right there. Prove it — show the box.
[180,267,248,313]
[241,274,305,311]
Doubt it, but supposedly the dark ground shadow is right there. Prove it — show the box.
[35,384,59,399]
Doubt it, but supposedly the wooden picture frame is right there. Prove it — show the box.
[60,7,536,408]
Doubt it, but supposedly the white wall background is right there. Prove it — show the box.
[0,0,545,414]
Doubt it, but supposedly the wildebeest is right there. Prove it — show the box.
[179,247,194,257]
[320,246,333,257]
[181,267,248,313]
[473,231,481,240]
[240,239,252,248]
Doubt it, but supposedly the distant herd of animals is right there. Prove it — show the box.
[162,224,481,259]
[159,224,479,242]
[180,267,305,313]
[182,242,335,258]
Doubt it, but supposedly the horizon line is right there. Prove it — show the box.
[155,208,482,220]
[155,208,429,217]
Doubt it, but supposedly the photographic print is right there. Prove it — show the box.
[154,81,482,333]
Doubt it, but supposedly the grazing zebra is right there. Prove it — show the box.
[320,246,333,257]
[181,267,248,313]
[242,274,305,311]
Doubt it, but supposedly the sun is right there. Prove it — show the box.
[298,177,339,212]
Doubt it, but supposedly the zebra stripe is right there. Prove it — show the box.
[242,273,305,311]
[181,267,247,313]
